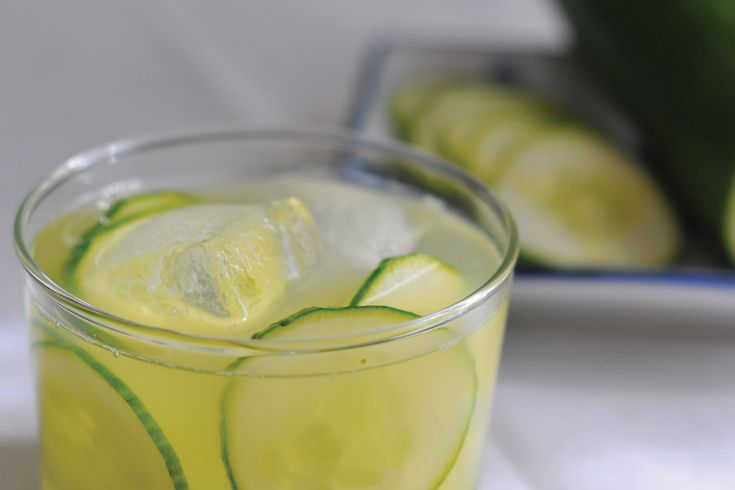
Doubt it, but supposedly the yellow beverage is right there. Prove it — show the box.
[17,130,517,490]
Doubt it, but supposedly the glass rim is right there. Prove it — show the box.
[14,125,519,354]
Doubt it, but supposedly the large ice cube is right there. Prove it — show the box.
[313,199,418,267]
[77,198,319,333]
[289,180,421,267]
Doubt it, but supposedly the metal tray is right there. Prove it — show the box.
[346,43,735,328]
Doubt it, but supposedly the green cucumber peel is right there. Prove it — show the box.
[350,253,457,307]
[104,191,198,222]
[219,380,240,490]
[406,84,551,152]
[494,123,681,268]
[251,305,420,340]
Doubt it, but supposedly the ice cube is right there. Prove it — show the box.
[299,183,420,268]
[158,200,319,321]
[259,176,422,268]
[81,199,319,332]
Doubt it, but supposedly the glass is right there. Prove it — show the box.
[15,127,518,489]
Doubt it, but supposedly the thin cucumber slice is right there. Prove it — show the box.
[63,191,198,284]
[104,191,199,224]
[36,342,187,490]
[436,112,483,167]
[495,125,681,268]
[351,253,469,315]
[252,305,419,340]
[406,84,548,152]
[391,82,453,138]
[222,306,477,489]
[440,110,560,185]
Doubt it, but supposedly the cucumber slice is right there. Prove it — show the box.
[494,126,681,268]
[104,191,199,224]
[222,306,477,489]
[436,112,483,167]
[64,191,198,283]
[406,84,548,152]
[391,83,453,138]
[36,342,187,489]
[351,253,469,315]
[252,305,419,340]
[439,111,559,184]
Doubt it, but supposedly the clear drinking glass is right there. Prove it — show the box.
[14,127,518,490]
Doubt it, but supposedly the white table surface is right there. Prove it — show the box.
[12,3,733,490]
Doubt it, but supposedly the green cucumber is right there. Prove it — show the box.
[221,306,477,489]
[104,191,199,224]
[404,83,549,152]
[560,0,735,132]
[391,80,686,269]
[438,110,559,184]
[493,125,681,268]
[436,111,484,167]
[560,0,735,263]
[63,191,198,285]
[35,341,187,490]
[391,82,454,139]
[351,253,469,315]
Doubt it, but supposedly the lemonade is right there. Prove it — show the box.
[17,130,517,490]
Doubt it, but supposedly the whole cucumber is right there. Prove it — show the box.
[558,0,735,263]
